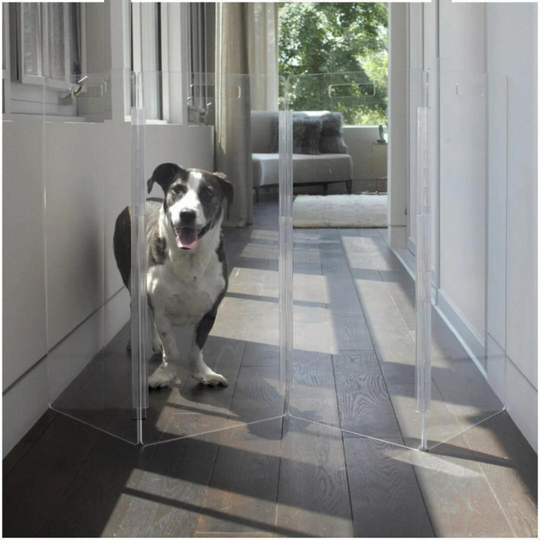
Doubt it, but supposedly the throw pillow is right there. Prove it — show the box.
[319,112,348,154]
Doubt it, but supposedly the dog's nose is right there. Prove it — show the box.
[180,209,197,223]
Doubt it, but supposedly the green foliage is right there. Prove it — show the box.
[279,2,388,126]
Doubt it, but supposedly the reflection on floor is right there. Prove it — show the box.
[4,195,538,537]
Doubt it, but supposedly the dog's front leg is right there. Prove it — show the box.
[148,310,179,389]
[190,311,228,387]
[149,311,163,355]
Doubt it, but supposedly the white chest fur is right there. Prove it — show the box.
[148,215,226,327]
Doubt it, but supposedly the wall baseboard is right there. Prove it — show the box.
[392,247,487,376]
[506,358,538,452]
[435,289,487,375]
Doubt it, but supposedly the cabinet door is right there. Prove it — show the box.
[3,122,47,390]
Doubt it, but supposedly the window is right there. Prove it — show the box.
[15,3,83,87]
[6,2,86,116]
[278,2,388,127]
[187,3,215,124]
[131,2,163,120]
[130,2,215,124]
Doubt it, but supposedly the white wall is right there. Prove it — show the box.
[3,122,48,391]
[2,117,214,457]
[403,0,538,450]
[438,0,487,358]
[342,126,386,182]
[486,3,538,450]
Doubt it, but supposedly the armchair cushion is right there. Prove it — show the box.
[253,153,353,188]
[294,117,323,155]
[319,112,348,154]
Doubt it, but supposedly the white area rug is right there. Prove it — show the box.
[293,194,388,228]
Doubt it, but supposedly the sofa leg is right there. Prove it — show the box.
[254,187,260,204]
[346,180,352,195]
[323,183,328,196]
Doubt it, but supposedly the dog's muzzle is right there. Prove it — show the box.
[172,209,203,250]
[174,226,200,250]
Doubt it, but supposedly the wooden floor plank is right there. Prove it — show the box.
[349,271,417,385]
[228,365,284,424]
[278,305,353,539]
[327,311,374,353]
[344,437,434,537]
[334,351,402,438]
[37,434,153,538]
[196,419,283,536]
[115,432,223,537]
[276,417,354,538]
[193,331,284,537]
[156,338,246,443]
[3,409,58,478]
[290,350,338,427]
[387,382,463,449]
[3,415,102,538]
[411,434,516,537]
[318,228,375,353]
[461,411,538,537]
[242,342,280,367]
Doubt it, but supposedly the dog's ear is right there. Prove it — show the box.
[213,172,234,218]
[147,163,185,194]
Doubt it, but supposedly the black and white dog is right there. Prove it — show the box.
[114,163,233,389]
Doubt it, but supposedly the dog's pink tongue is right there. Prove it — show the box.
[176,228,198,249]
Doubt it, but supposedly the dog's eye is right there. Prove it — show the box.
[171,184,186,195]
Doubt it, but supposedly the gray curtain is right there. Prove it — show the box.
[247,3,279,111]
[215,3,253,227]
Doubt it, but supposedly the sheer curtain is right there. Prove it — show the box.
[215,2,279,227]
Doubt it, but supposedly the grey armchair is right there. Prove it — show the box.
[251,111,353,202]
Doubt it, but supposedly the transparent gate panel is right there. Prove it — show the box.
[424,68,508,450]
[41,67,507,451]
[45,70,143,444]
[285,71,427,448]
[135,72,286,445]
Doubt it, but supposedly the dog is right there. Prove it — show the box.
[113,163,233,389]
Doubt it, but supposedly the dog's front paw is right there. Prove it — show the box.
[148,366,178,389]
[192,370,228,388]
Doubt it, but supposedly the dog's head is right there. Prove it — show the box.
[147,163,233,251]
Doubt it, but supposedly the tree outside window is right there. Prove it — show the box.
[279,2,388,127]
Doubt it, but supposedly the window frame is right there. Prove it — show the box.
[13,3,86,91]
[5,2,87,117]
[131,1,162,120]
[187,2,215,125]
[129,2,214,126]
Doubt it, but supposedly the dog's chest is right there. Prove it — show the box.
[148,250,225,325]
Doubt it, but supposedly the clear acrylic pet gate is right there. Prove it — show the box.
[41,70,289,447]
[283,70,429,449]
[278,66,509,451]
[422,67,509,450]
[40,67,508,450]
[43,70,141,444]
[131,71,288,445]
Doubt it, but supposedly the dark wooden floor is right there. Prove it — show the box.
[3,196,538,537]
